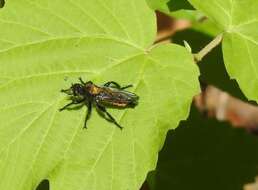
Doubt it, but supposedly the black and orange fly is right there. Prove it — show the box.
[60,78,139,129]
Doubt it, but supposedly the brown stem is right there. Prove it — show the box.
[194,85,258,133]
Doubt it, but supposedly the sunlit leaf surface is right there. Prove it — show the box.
[0,1,199,189]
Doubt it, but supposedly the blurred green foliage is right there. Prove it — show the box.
[148,29,258,190]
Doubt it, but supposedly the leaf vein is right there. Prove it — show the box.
[0,35,143,54]
[21,102,60,187]
[0,101,48,112]
[0,18,53,37]
[235,32,258,45]
[95,0,132,42]
[213,1,231,24]
[233,19,258,28]
[243,37,258,81]
[0,103,54,156]
[0,70,97,90]
[24,0,84,34]
[67,0,109,34]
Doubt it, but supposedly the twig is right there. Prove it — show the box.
[193,33,223,62]
[194,85,258,133]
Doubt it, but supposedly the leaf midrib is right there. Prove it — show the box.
[0,35,145,54]
[54,55,148,189]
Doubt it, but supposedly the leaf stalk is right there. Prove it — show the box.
[194,33,223,62]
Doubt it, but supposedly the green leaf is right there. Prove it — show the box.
[188,0,258,100]
[191,19,222,37]
[166,0,195,12]
[146,0,170,13]
[0,1,200,190]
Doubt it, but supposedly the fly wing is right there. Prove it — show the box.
[96,87,139,108]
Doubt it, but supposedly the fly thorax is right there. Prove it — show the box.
[89,85,101,95]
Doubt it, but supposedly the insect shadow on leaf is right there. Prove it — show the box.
[59,78,139,129]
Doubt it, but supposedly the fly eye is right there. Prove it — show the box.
[72,84,84,95]
[77,88,84,95]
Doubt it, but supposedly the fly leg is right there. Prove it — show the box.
[83,102,92,129]
[104,81,120,88]
[59,98,85,111]
[96,104,123,130]
[79,77,86,85]
[59,102,75,111]
[120,84,133,90]
[104,81,133,90]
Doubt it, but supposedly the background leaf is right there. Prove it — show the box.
[188,0,258,101]
[146,0,222,37]
[148,27,258,190]
[166,0,194,12]
[0,1,199,190]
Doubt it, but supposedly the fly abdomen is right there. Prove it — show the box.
[95,89,139,108]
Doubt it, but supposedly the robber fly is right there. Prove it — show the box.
[59,78,139,129]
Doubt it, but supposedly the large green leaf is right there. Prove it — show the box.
[188,0,258,101]
[0,1,199,190]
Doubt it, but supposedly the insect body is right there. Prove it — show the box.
[59,78,139,129]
